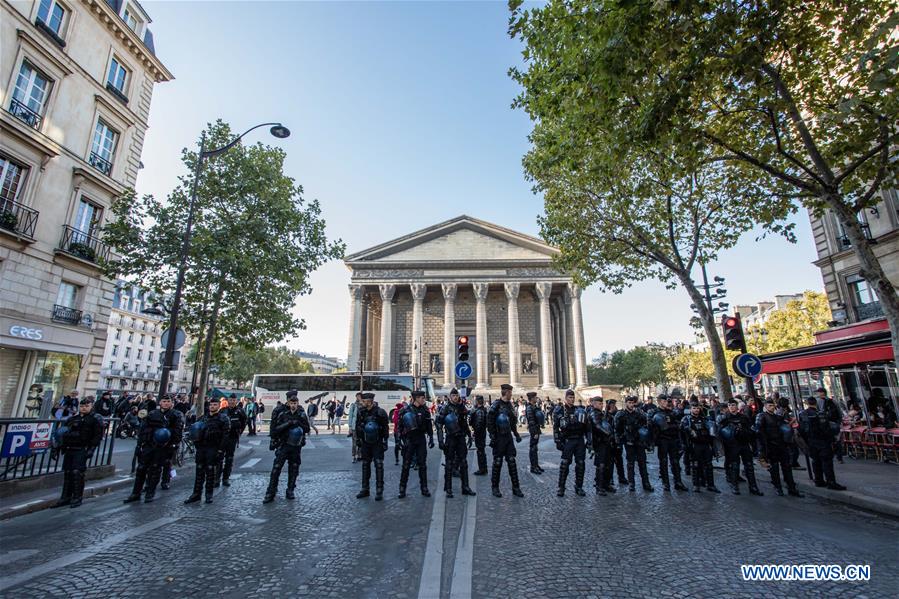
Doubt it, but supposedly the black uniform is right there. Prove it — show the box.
[552,403,590,496]
[680,412,718,491]
[525,402,545,473]
[216,405,247,487]
[355,401,390,500]
[799,406,842,488]
[126,407,183,503]
[398,403,434,497]
[468,403,488,475]
[185,411,230,503]
[606,410,627,486]
[264,406,311,501]
[718,411,762,495]
[614,408,653,491]
[436,401,475,497]
[757,409,801,495]
[651,407,687,491]
[587,406,615,494]
[486,399,523,497]
[54,412,104,508]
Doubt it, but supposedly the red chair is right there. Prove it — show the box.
[846,426,867,459]
[883,428,899,463]
[866,427,888,461]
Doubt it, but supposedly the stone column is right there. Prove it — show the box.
[504,282,522,390]
[550,303,561,386]
[472,282,490,389]
[442,283,457,389]
[535,282,557,390]
[410,283,427,378]
[378,284,396,372]
[569,283,588,388]
[561,291,575,385]
[346,284,364,371]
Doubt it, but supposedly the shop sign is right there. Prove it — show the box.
[8,325,44,341]
[1,423,37,457]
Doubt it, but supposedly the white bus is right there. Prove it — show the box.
[251,372,438,408]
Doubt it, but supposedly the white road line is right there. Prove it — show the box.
[321,437,342,449]
[304,440,316,450]
[240,458,261,469]
[247,440,261,446]
[530,471,546,485]
[448,494,477,599]
[417,489,446,599]
[0,517,179,592]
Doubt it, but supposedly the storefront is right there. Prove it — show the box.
[761,319,898,428]
[1,315,93,419]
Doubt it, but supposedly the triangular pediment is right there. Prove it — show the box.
[344,215,559,264]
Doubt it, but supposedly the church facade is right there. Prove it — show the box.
[343,216,588,394]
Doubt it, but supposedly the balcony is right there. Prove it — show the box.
[57,225,110,265]
[52,304,82,325]
[7,98,43,130]
[105,82,129,105]
[34,18,66,48]
[0,199,39,239]
[88,151,113,176]
[855,301,883,321]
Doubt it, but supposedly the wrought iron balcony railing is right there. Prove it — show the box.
[52,304,82,325]
[57,225,110,264]
[88,151,113,176]
[0,198,38,238]
[7,98,43,130]
[855,301,883,321]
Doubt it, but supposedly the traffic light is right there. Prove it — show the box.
[722,314,746,352]
[457,335,469,363]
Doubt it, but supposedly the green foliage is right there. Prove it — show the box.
[217,345,313,388]
[588,345,667,390]
[746,290,832,354]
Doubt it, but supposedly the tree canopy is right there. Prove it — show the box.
[217,346,314,388]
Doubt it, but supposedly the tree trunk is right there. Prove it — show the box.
[194,286,224,416]
[680,273,734,403]
[828,193,899,372]
[189,321,207,401]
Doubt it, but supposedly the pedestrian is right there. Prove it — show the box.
[680,400,721,493]
[525,391,545,474]
[651,395,688,493]
[614,396,654,492]
[355,392,389,501]
[216,394,247,487]
[398,390,434,498]
[436,388,475,498]
[348,393,360,462]
[717,398,763,496]
[468,395,489,476]
[52,396,103,508]
[391,400,405,465]
[587,395,615,496]
[552,389,589,497]
[305,398,319,434]
[757,399,804,497]
[245,397,258,436]
[184,397,229,504]
[326,397,337,431]
[94,391,115,419]
[263,390,311,503]
[486,384,524,498]
[334,397,345,434]
[799,397,846,490]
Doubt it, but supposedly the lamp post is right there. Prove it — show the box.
[158,122,291,407]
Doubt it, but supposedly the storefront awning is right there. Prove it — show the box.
[761,329,894,374]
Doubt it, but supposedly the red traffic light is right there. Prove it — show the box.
[457,335,469,344]
[724,317,738,328]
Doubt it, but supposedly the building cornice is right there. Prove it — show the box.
[0,110,62,162]
[16,28,75,76]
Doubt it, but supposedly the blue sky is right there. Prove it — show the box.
[136,1,824,361]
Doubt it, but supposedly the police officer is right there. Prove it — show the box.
[525,391,545,474]
[124,394,182,504]
[398,390,434,498]
[216,394,248,487]
[614,396,654,492]
[799,396,846,490]
[468,395,489,476]
[586,396,615,495]
[651,395,688,493]
[184,396,230,504]
[757,398,804,497]
[552,389,589,497]
[145,395,183,501]
[605,400,628,487]
[52,397,104,508]
[680,401,721,493]
[436,388,476,498]
[487,384,524,498]
[355,392,390,500]
[717,398,763,496]
[264,391,311,503]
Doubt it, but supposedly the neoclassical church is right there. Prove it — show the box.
[343,216,588,395]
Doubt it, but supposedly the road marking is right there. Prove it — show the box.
[240,458,261,469]
[0,517,179,592]
[530,471,546,485]
[94,505,130,519]
[539,461,558,470]
[417,489,446,599]
[237,515,267,525]
[304,440,316,450]
[247,440,261,446]
[8,499,45,510]
[321,437,343,449]
[448,494,477,599]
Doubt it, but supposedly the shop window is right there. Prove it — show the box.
[29,351,80,416]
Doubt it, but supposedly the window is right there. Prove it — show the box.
[139,333,145,345]
[114,329,120,340]
[89,120,117,175]
[0,156,29,209]
[10,62,50,128]
[112,345,118,357]
[834,211,872,249]
[124,347,131,358]
[106,57,128,97]
[847,274,883,321]
[122,6,142,33]
[148,351,154,363]
[73,198,102,240]
[127,331,133,342]
[106,378,113,388]
[37,0,67,36]
[136,349,142,360]
[55,282,77,308]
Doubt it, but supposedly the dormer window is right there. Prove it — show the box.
[122,4,144,35]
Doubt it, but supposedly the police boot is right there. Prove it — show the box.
[491,458,503,497]
[419,465,431,497]
[286,463,299,500]
[508,459,524,497]
[774,486,785,496]
[356,461,371,499]
[460,464,476,496]
[444,462,454,498]
[639,463,653,492]
[399,463,410,498]
[53,472,74,508]
[161,464,172,490]
[674,476,689,492]
[184,467,204,504]
[660,469,671,493]
[787,486,804,497]
[204,466,215,503]
[557,459,570,497]
[143,472,159,503]
[222,455,233,487]
[627,462,637,492]
[574,461,586,496]
[729,464,741,495]
[595,465,607,496]
[70,472,86,508]
[475,451,488,475]
[123,469,146,503]
[374,460,385,501]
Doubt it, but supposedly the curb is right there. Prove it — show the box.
[790,478,899,519]
[0,476,134,521]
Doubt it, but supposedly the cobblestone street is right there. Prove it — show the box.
[1,435,897,598]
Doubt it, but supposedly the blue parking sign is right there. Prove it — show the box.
[1,423,36,457]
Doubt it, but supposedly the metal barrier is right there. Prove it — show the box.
[0,418,118,482]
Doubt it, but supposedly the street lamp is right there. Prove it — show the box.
[158,122,291,406]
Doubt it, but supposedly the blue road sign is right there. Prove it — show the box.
[732,353,763,378]
[455,361,473,380]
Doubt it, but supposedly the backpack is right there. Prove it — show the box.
[336,404,345,418]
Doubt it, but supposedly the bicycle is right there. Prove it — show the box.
[175,436,196,468]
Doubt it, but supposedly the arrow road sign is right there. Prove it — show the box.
[454,361,473,380]
[732,353,763,379]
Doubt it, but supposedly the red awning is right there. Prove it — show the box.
[762,343,894,374]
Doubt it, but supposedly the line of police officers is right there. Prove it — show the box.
[54,384,846,507]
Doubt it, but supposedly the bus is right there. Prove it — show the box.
[251,372,438,407]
